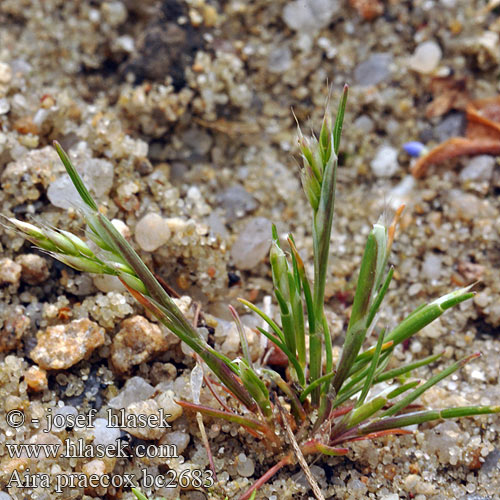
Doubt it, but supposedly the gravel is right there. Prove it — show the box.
[370,145,400,177]
[408,40,443,74]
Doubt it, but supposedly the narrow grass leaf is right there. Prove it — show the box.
[332,231,377,392]
[238,298,285,343]
[333,84,348,155]
[256,326,305,386]
[300,369,336,402]
[301,439,348,457]
[229,305,252,367]
[288,235,315,335]
[53,141,98,211]
[384,286,475,347]
[177,400,270,435]
[240,364,272,419]
[355,327,386,408]
[366,267,394,328]
[381,353,480,418]
[375,352,443,384]
[131,488,148,500]
[360,405,500,435]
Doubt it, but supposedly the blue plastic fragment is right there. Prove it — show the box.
[403,141,426,157]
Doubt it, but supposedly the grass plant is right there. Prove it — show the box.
[8,85,499,500]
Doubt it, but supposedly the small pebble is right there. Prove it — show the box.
[108,376,155,408]
[156,389,183,421]
[353,115,374,133]
[434,112,466,142]
[31,318,105,370]
[92,418,121,446]
[448,190,495,221]
[93,274,126,293]
[47,153,114,209]
[26,432,63,459]
[16,253,50,285]
[217,185,258,222]
[0,305,29,353]
[236,452,255,477]
[0,258,21,286]
[51,406,78,431]
[123,399,168,440]
[82,459,108,495]
[422,253,442,281]
[111,315,169,374]
[354,53,393,86]
[370,145,399,177]
[292,465,326,488]
[268,46,293,73]
[24,365,48,392]
[408,40,442,74]
[460,155,495,183]
[282,0,341,33]
[182,128,213,156]
[0,98,9,114]
[0,61,12,84]
[101,1,127,27]
[135,213,171,252]
[159,430,190,455]
[481,448,500,474]
[231,217,272,270]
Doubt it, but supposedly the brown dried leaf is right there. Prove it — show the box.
[466,96,500,140]
[411,137,500,178]
[425,77,469,118]
[412,94,500,177]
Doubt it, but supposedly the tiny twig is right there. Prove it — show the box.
[274,393,325,500]
[192,357,218,482]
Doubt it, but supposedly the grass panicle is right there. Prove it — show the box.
[8,87,499,500]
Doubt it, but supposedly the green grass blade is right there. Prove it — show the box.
[333,351,392,409]
[348,395,386,428]
[289,274,306,368]
[301,439,348,457]
[381,353,480,418]
[97,213,194,330]
[333,84,348,155]
[355,327,386,408]
[274,287,296,355]
[384,286,475,347]
[386,380,420,399]
[359,405,500,435]
[288,235,315,336]
[256,327,305,386]
[132,488,149,500]
[332,232,377,393]
[262,368,307,422]
[375,352,443,384]
[177,400,270,434]
[366,266,394,328]
[300,369,336,402]
[53,141,98,211]
[240,363,272,419]
[229,305,252,367]
[321,313,333,393]
[238,298,285,343]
